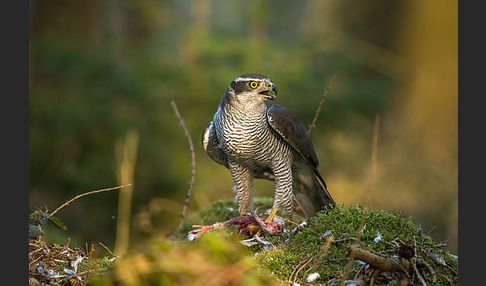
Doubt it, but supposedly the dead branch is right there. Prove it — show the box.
[348,245,410,272]
[99,242,117,258]
[171,100,196,236]
[49,184,132,217]
[411,258,427,286]
[308,75,337,134]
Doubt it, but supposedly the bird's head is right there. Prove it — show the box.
[227,74,278,104]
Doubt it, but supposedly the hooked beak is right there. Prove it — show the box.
[260,82,277,100]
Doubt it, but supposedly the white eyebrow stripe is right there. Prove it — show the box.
[233,77,266,82]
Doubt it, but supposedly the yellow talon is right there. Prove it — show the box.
[247,225,264,236]
[265,207,278,223]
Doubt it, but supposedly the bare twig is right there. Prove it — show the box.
[296,257,314,281]
[289,256,314,283]
[265,212,331,241]
[421,225,437,245]
[308,75,337,134]
[29,254,43,266]
[99,242,117,257]
[68,267,111,277]
[411,258,427,286]
[171,100,196,236]
[419,259,437,285]
[85,243,95,260]
[49,184,132,218]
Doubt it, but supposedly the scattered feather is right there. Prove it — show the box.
[292,221,307,232]
[447,253,458,260]
[373,231,383,243]
[427,252,446,266]
[322,229,334,237]
[359,223,366,233]
[343,279,365,285]
[306,272,320,282]
[71,256,84,273]
[240,238,259,247]
[240,235,272,247]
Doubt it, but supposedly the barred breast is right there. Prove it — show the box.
[213,104,293,169]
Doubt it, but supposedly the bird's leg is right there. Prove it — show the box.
[270,160,294,220]
[228,162,255,215]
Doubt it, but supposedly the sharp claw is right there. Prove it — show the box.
[188,225,205,233]
[188,225,214,239]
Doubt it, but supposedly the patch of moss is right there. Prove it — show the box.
[177,198,458,285]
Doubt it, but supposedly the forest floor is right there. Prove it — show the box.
[29,198,458,285]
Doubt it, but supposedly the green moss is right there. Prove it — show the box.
[176,198,458,285]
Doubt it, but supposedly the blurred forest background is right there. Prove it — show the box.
[29,0,458,254]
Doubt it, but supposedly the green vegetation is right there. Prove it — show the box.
[29,197,457,285]
[88,198,456,285]
[177,198,458,285]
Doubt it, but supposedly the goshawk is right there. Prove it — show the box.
[202,74,335,223]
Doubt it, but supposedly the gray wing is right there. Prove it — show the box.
[265,102,319,168]
[202,121,228,168]
[265,102,336,217]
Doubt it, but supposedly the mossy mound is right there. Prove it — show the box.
[177,198,458,285]
[80,198,457,285]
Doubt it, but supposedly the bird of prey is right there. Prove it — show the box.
[200,74,335,232]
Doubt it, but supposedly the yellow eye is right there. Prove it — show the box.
[249,81,258,89]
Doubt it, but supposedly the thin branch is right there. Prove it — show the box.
[49,184,132,218]
[171,100,196,236]
[308,75,337,134]
[411,258,427,286]
[290,256,314,283]
[99,242,117,258]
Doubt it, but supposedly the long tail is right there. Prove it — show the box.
[292,163,335,218]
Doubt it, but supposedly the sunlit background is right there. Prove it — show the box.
[29,0,458,254]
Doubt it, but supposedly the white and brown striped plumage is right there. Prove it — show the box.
[203,74,335,218]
